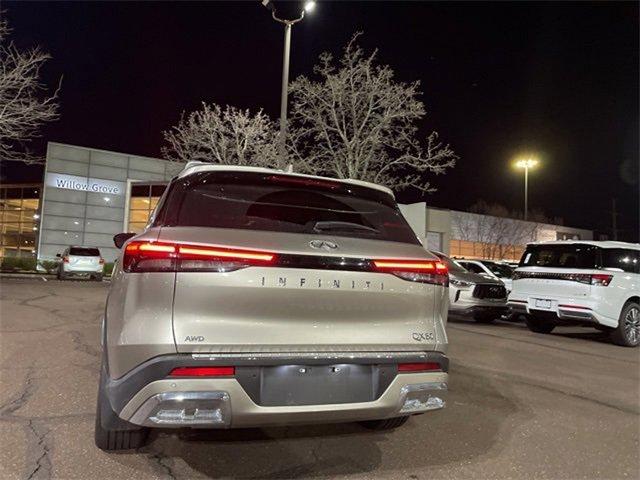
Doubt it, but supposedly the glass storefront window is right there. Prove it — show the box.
[0,185,40,259]
[127,183,166,233]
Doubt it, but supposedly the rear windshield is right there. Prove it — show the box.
[519,244,597,269]
[69,247,100,256]
[601,249,639,273]
[156,171,419,244]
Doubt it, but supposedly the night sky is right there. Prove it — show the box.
[3,1,639,240]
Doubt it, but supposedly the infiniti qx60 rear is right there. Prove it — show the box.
[96,164,449,450]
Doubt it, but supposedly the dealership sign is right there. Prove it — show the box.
[45,173,125,195]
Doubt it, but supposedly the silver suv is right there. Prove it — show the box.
[95,165,449,450]
[56,246,104,281]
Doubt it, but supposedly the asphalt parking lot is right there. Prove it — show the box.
[0,277,638,480]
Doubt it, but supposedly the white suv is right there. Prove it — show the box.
[56,246,105,281]
[509,241,640,347]
[456,259,514,292]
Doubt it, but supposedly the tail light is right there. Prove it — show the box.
[99,258,105,265]
[373,259,448,286]
[122,241,276,273]
[591,274,613,286]
[398,362,441,372]
[62,256,69,263]
[513,271,613,286]
[169,366,235,377]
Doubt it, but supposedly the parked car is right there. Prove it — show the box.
[56,246,104,281]
[432,251,509,323]
[509,241,640,347]
[457,259,515,292]
[95,164,450,450]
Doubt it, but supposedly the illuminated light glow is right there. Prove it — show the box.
[304,0,316,13]
[179,246,274,262]
[375,261,435,270]
[169,366,235,377]
[139,243,176,253]
[515,158,539,169]
[373,260,448,274]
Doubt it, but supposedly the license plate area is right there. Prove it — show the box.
[235,364,396,407]
[534,298,553,310]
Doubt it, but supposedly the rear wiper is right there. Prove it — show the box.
[312,221,380,234]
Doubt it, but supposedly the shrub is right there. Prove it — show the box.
[103,262,115,277]
[1,257,37,272]
[38,260,59,274]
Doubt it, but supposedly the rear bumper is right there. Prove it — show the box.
[449,301,510,316]
[508,296,616,327]
[105,352,448,428]
[63,265,103,274]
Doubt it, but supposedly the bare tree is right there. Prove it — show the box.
[162,102,285,168]
[288,33,457,192]
[0,15,60,165]
[451,201,540,259]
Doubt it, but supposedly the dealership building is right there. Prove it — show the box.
[0,142,593,264]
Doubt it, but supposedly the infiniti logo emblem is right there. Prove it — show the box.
[309,240,339,251]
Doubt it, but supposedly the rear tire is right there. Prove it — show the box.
[610,302,640,348]
[95,361,149,451]
[94,274,103,282]
[360,416,409,430]
[525,315,556,334]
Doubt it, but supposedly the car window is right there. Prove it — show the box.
[520,244,597,269]
[601,249,639,274]
[69,247,100,256]
[463,263,485,274]
[481,261,514,278]
[157,171,420,245]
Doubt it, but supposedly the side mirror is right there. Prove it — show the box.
[55,253,61,258]
[113,232,136,249]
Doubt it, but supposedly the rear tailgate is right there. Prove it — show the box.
[513,267,593,299]
[67,255,100,270]
[162,227,444,354]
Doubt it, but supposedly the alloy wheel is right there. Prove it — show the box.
[624,307,640,345]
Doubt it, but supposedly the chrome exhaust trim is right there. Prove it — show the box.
[130,391,231,428]
[398,382,447,414]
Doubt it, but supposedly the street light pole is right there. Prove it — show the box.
[515,157,538,221]
[262,1,316,166]
[278,21,293,163]
[523,164,529,221]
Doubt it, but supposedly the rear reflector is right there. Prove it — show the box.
[398,362,441,372]
[558,304,592,310]
[373,259,448,286]
[169,366,235,377]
